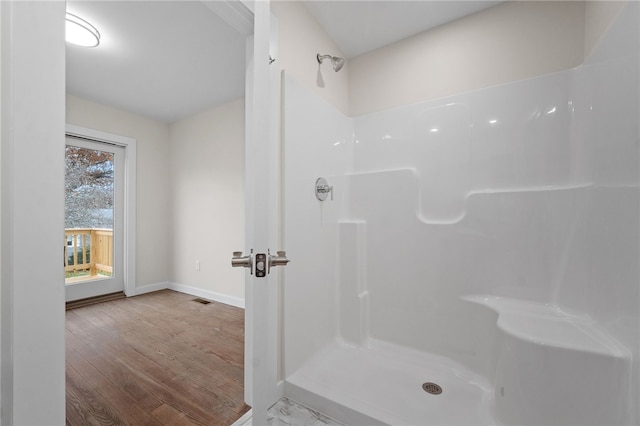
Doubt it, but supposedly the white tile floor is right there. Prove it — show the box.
[233,398,345,426]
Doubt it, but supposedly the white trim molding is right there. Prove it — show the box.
[202,0,253,37]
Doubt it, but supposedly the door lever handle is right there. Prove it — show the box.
[231,250,253,275]
[232,250,288,277]
[268,250,290,273]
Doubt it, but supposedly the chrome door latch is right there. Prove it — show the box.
[232,249,289,277]
[255,253,267,277]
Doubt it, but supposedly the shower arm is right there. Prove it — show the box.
[317,53,345,72]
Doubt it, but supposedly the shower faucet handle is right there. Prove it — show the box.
[315,177,334,201]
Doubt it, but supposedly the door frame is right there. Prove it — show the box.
[65,125,137,298]
[1,0,274,423]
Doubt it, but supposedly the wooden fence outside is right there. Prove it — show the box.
[65,228,113,278]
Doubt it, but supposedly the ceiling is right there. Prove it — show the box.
[66,1,502,124]
[66,1,247,123]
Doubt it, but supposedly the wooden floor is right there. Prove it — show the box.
[66,289,250,426]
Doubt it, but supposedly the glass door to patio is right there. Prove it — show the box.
[65,136,124,301]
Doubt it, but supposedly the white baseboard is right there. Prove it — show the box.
[135,281,170,295]
[168,282,245,309]
[132,281,245,309]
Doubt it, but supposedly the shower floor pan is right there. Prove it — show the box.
[284,339,496,426]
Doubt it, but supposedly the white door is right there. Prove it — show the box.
[64,136,125,301]
[237,1,284,423]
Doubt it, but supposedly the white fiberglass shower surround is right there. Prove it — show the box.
[282,3,638,426]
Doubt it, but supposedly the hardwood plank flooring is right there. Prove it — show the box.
[66,289,250,426]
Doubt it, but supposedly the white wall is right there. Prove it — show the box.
[66,94,248,306]
[168,98,245,303]
[272,1,608,118]
[584,1,626,58]
[565,5,639,421]
[66,95,172,290]
[271,1,349,115]
[1,2,66,423]
[346,0,629,118]
[349,1,586,116]
[283,74,353,375]
[0,4,3,411]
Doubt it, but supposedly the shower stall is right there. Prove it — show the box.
[281,2,638,425]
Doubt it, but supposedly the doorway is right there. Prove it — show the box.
[0,0,251,423]
[65,136,124,301]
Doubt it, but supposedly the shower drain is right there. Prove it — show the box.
[422,382,443,395]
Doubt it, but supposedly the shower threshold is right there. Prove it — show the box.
[285,340,497,426]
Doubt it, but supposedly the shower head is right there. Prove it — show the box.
[317,53,345,72]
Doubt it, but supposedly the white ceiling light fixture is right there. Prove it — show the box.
[66,12,100,47]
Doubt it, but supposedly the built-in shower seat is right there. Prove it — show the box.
[464,295,631,426]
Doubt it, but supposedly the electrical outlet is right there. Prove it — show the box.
[195,260,200,271]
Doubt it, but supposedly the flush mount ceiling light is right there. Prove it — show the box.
[66,12,100,47]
